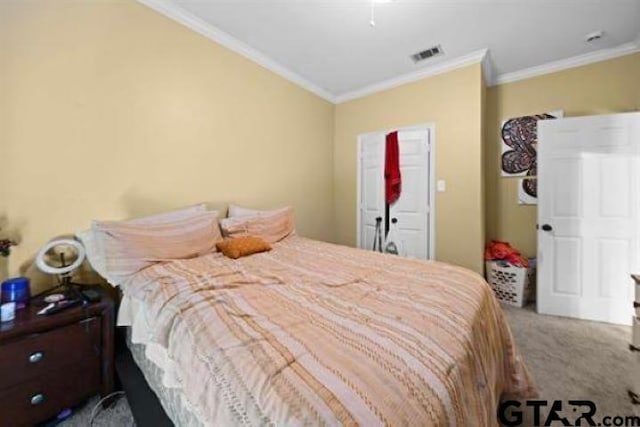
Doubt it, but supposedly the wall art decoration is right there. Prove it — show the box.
[518,178,537,205]
[501,110,563,177]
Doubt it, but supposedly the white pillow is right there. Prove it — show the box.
[94,211,222,286]
[220,207,295,243]
[228,205,290,218]
[76,228,108,280]
[76,204,210,286]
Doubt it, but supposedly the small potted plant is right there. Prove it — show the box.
[0,230,18,282]
[0,238,17,258]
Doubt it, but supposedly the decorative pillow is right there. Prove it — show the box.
[76,204,210,285]
[220,207,295,243]
[228,205,289,218]
[216,236,272,259]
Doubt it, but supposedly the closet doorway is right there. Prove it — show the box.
[357,125,435,260]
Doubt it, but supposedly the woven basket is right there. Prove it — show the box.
[485,260,530,307]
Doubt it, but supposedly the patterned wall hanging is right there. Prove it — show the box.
[500,110,563,178]
[518,178,537,205]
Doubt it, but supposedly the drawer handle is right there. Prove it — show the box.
[630,344,640,352]
[30,393,45,406]
[29,351,44,363]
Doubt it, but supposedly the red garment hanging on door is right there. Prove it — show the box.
[385,131,401,204]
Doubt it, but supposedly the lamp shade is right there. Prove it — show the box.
[35,238,86,276]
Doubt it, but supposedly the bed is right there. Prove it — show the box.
[116,235,535,426]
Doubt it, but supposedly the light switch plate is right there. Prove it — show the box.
[437,180,446,192]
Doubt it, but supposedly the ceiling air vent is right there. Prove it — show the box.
[411,45,444,63]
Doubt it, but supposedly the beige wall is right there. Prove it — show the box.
[4,0,637,284]
[334,64,485,273]
[485,53,640,258]
[0,0,334,280]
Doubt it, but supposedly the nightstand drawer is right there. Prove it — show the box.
[0,360,100,427]
[0,317,101,389]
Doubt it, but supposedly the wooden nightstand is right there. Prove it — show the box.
[0,288,114,426]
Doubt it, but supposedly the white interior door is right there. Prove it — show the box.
[538,112,640,325]
[390,129,431,259]
[358,127,432,259]
[359,133,385,251]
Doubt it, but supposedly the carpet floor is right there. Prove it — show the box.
[60,304,637,426]
[502,304,637,419]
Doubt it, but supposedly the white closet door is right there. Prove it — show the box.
[538,112,640,325]
[359,133,385,251]
[358,128,431,260]
[390,130,431,259]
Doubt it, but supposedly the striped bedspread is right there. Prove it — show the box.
[123,236,535,426]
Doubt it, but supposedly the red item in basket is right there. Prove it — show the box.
[484,240,529,268]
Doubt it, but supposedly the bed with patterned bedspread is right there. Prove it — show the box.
[119,236,535,426]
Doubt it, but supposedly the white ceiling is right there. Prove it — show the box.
[147,0,640,101]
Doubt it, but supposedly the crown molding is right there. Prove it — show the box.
[480,49,495,88]
[136,0,337,103]
[334,49,489,104]
[491,39,640,87]
[135,1,640,103]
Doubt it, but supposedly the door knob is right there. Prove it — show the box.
[541,224,553,232]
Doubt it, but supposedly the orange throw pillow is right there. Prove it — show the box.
[216,236,272,259]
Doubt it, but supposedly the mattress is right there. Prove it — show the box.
[118,236,535,426]
[126,328,205,427]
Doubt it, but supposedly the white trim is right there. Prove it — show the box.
[481,50,495,88]
[135,1,640,102]
[428,125,436,261]
[335,49,488,104]
[136,0,336,102]
[356,123,436,261]
[491,40,640,86]
[356,137,363,252]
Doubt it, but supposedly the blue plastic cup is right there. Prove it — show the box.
[1,277,31,309]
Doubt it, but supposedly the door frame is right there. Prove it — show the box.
[356,123,436,260]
